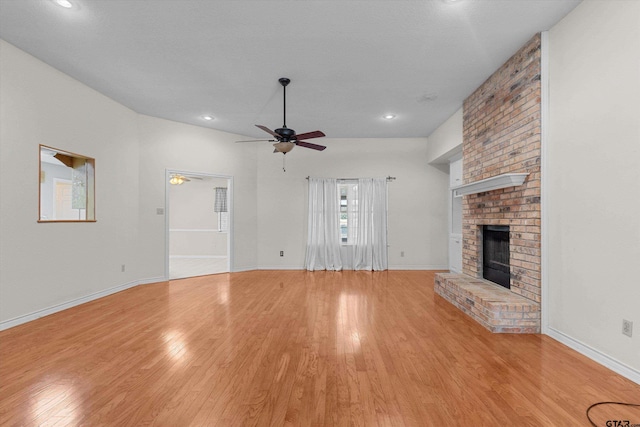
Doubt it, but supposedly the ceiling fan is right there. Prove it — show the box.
[169,173,203,185]
[237,78,326,153]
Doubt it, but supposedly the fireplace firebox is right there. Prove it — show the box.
[482,225,510,289]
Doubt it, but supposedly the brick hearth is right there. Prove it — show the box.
[435,273,540,333]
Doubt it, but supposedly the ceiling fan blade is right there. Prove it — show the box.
[296,140,326,151]
[295,130,325,140]
[235,139,275,143]
[255,124,280,138]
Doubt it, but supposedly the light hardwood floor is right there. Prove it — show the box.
[1,271,638,426]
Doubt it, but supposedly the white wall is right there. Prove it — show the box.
[137,115,258,274]
[426,108,463,165]
[256,138,449,269]
[0,40,142,324]
[0,40,259,326]
[547,1,640,373]
[169,177,228,257]
[0,38,447,327]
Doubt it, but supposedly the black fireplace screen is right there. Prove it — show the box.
[482,225,510,289]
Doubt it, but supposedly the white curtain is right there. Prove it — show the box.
[304,178,343,271]
[305,177,388,271]
[353,178,388,271]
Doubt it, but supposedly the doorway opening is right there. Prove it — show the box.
[165,170,233,280]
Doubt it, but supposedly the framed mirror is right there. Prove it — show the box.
[39,145,95,222]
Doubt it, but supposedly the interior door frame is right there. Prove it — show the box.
[165,169,234,279]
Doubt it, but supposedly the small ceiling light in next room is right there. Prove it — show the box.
[383,114,396,120]
[202,115,214,121]
[53,0,73,8]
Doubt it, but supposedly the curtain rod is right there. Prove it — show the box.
[306,176,396,182]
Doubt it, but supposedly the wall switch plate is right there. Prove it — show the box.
[622,319,633,337]
[121,264,126,272]
[156,208,164,215]
[401,251,405,257]
[280,251,284,257]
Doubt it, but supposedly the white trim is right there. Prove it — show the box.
[538,33,639,387]
[452,173,529,197]
[254,265,449,271]
[547,327,640,385]
[0,276,166,331]
[169,255,227,259]
[169,228,219,232]
[389,265,449,271]
[232,265,258,273]
[165,174,170,279]
[227,177,234,271]
[540,30,550,334]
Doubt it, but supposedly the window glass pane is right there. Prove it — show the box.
[339,182,358,245]
[218,211,229,232]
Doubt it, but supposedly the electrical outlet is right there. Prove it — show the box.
[622,319,633,337]
[121,264,126,272]
[280,251,284,257]
[156,207,164,215]
[400,251,405,257]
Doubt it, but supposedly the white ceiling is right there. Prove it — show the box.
[0,0,580,139]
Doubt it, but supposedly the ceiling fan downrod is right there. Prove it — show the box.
[279,77,290,128]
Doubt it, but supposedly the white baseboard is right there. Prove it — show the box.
[546,326,640,385]
[0,276,166,331]
[232,265,258,273]
[252,265,449,271]
[170,255,227,259]
[139,276,168,285]
[389,264,449,270]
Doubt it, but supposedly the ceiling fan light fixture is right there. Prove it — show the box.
[273,142,295,153]
[169,174,186,185]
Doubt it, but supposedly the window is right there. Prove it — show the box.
[305,177,388,271]
[217,211,229,233]
[214,187,228,232]
[339,182,358,244]
[39,145,95,222]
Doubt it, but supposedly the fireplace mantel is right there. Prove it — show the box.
[452,173,529,197]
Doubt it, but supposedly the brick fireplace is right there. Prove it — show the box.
[435,34,542,333]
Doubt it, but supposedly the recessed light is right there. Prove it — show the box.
[202,115,214,121]
[53,0,73,8]
[383,114,396,120]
